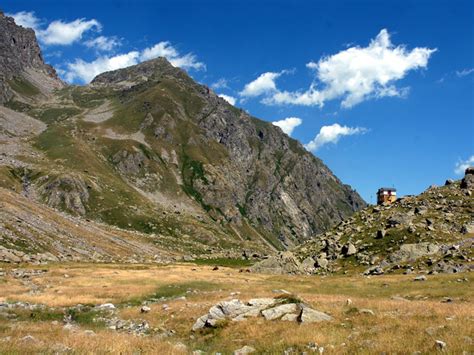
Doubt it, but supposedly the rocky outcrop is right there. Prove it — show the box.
[0,11,63,103]
[192,296,332,331]
[252,177,473,275]
[461,167,474,189]
[38,174,93,216]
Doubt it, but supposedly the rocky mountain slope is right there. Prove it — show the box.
[252,169,473,275]
[0,11,365,261]
[0,11,63,104]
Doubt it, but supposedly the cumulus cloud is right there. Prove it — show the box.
[456,68,474,77]
[218,94,237,105]
[84,36,121,52]
[65,51,140,82]
[65,42,204,83]
[454,155,474,175]
[7,11,101,45]
[305,123,367,151]
[6,11,40,31]
[38,18,101,45]
[244,29,436,108]
[240,71,284,97]
[140,41,205,70]
[272,117,302,136]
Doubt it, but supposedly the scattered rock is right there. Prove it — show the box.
[414,275,427,282]
[342,243,357,256]
[234,345,256,354]
[140,306,151,313]
[435,340,447,351]
[358,309,375,316]
[96,303,116,310]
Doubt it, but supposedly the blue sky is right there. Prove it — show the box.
[3,0,473,203]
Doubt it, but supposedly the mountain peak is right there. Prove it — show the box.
[90,56,182,88]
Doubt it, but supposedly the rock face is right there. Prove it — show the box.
[192,296,332,331]
[0,11,63,103]
[86,58,366,248]
[253,178,473,275]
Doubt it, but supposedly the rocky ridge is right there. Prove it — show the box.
[252,169,473,275]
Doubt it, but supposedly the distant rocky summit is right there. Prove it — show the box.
[252,169,473,275]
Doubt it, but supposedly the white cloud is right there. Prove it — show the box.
[65,51,140,83]
[7,11,40,31]
[218,94,237,105]
[456,68,474,77]
[84,36,121,52]
[454,155,474,175]
[65,42,204,83]
[245,29,436,108]
[7,11,102,46]
[140,41,205,70]
[38,18,101,45]
[272,117,302,136]
[240,71,283,97]
[305,123,366,151]
[211,78,229,90]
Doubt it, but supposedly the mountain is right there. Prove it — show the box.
[0,11,64,104]
[252,170,473,275]
[0,12,365,261]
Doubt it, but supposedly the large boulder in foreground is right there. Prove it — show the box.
[192,296,332,331]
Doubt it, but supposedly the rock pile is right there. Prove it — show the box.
[192,296,332,331]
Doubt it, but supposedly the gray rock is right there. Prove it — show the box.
[359,309,375,316]
[96,303,116,310]
[140,306,151,313]
[414,275,427,281]
[281,313,299,321]
[299,305,332,323]
[316,257,329,268]
[342,243,357,256]
[234,345,256,354]
[262,303,299,320]
[435,340,447,350]
[301,257,316,272]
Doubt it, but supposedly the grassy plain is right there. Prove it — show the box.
[0,263,472,354]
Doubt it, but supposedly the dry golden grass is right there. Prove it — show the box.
[0,263,472,354]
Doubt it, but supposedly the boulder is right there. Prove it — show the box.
[301,257,316,273]
[262,303,299,320]
[461,173,474,189]
[299,305,332,323]
[389,243,439,263]
[250,251,302,274]
[342,243,357,256]
[316,257,329,268]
